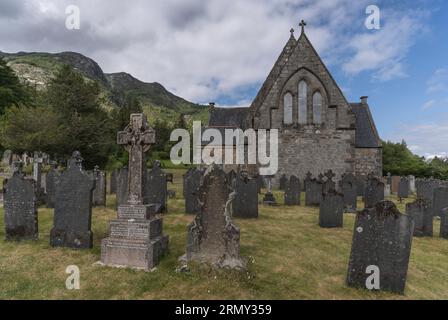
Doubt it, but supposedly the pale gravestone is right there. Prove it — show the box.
[384,184,391,198]
[183,168,202,215]
[364,175,384,208]
[346,201,414,295]
[45,161,60,209]
[319,190,344,228]
[409,176,416,194]
[284,175,300,206]
[279,174,287,190]
[3,163,38,241]
[92,166,107,207]
[233,172,258,218]
[116,166,128,209]
[398,177,410,199]
[433,187,448,217]
[406,199,433,237]
[50,152,95,249]
[181,165,245,269]
[145,160,167,213]
[101,113,169,271]
[2,150,12,166]
[33,152,45,204]
[110,169,118,194]
[340,173,357,212]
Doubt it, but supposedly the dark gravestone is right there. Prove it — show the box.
[145,161,167,213]
[110,170,118,194]
[398,177,410,199]
[322,170,336,194]
[181,165,245,269]
[417,179,436,203]
[227,170,237,187]
[233,173,258,218]
[92,166,107,207]
[364,175,384,208]
[284,175,300,206]
[102,113,168,271]
[433,187,448,217]
[50,152,95,249]
[356,175,367,197]
[441,208,448,239]
[406,199,433,237]
[262,177,277,206]
[45,162,60,209]
[116,167,128,209]
[319,190,344,228]
[279,174,287,190]
[346,201,414,295]
[340,173,357,212]
[183,168,202,215]
[255,174,264,194]
[306,174,323,207]
[3,164,38,241]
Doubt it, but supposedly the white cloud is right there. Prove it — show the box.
[421,99,436,110]
[427,69,448,94]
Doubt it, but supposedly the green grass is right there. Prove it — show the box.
[1,170,448,300]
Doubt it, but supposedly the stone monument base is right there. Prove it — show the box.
[50,229,93,249]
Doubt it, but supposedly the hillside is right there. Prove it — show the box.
[0,51,208,124]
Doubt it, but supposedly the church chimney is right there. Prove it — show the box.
[360,96,368,105]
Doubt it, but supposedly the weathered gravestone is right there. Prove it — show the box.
[391,176,401,194]
[181,165,245,269]
[319,190,344,228]
[417,179,438,204]
[110,169,118,194]
[340,173,357,212]
[284,175,300,206]
[101,114,168,271]
[322,170,336,194]
[356,175,367,197]
[279,174,287,190]
[306,174,323,206]
[183,167,202,214]
[406,199,433,237]
[409,175,416,194]
[346,201,414,294]
[262,177,277,205]
[3,163,38,241]
[433,187,448,217]
[386,172,392,186]
[2,150,12,166]
[255,174,264,194]
[45,161,60,209]
[50,152,95,249]
[364,175,384,208]
[384,184,391,198]
[441,208,448,239]
[233,172,258,218]
[116,166,128,209]
[144,160,167,213]
[33,152,46,204]
[398,177,410,199]
[92,166,107,207]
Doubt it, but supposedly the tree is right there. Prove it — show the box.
[0,58,29,115]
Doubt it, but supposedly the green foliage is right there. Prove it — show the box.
[0,58,29,115]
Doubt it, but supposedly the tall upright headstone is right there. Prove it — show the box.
[346,201,414,295]
[284,175,300,206]
[398,177,410,199]
[279,174,287,190]
[406,199,433,237]
[101,114,169,271]
[92,166,107,207]
[181,165,245,269]
[408,175,416,194]
[233,171,258,218]
[391,176,401,194]
[110,169,118,194]
[319,190,344,228]
[45,161,60,209]
[50,152,95,249]
[145,160,167,213]
[340,173,357,212]
[183,168,202,214]
[433,187,448,217]
[3,163,38,241]
[364,175,384,208]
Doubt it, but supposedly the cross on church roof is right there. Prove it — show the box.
[299,20,307,33]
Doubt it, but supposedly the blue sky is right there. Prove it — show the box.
[0,0,447,157]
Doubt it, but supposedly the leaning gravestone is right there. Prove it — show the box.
[110,169,118,194]
[181,165,245,269]
[364,175,384,208]
[3,163,38,241]
[319,190,344,228]
[433,187,448,217]
[284,175,300,206]
[398,177,410,199]
[116,166,128,209]
[340,173,357,212]
[346,201,414,294]
[279,174,287,190]
[145,160,167,213]
[45,161,60,209]
[50,152,95,249]
[233,172,258,218]
[101,113,169,271]
[92,166,107,207]
[183,168,202,214]
[441,208,448,239]
[406,199,433,237]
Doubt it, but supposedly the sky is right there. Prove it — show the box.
[0,0,447,158]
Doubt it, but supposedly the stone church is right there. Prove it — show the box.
[207,23,382,185]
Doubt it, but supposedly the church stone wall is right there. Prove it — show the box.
[354,148,383,177]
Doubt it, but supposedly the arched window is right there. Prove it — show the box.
[313,91,322,125]
[298,80,307,124]
[283,93,293,125]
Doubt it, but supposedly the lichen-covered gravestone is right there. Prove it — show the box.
[110,169,118,194]
[183,167,202,214]
[145,160,167,213]
[233,172,258,218]
[319,189,344,228]
[101,113,168,271]
[398,177,410,199]
[346,201,414,295]
[340,173,357,212]
[406,199,433,237]
[3,163,38,241]
[45,161,60,209]
[181,165,245,269]
[433,187,448,217]
[50,152,95,249]
[364,175,384,208]
[92,166,107,207]
[284,175,300,206]
[116,166,128,209]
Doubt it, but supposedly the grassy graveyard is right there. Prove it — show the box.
[1,169,448,300]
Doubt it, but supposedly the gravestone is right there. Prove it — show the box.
[116,167,128,209]
[45,161,60,209]
[441,208,448,239]
[417,179,437,203]
[279,174,287,190]
[433,187,448,217]
[305,173,315,206]
[304,172,313,191]
[386,172,392,186]
[384,184,391,198]
[50,152,95,249]
[33,152,46,204]
[284,175,300,206]
[355,175,367,197]
[262,177,277,205]
[110,169,118,194]
[322,170,336,194]
[364,175,384,208]
[3,163,38,241]
[183,168,202,214]
[101,114,169,271]
[145,160,167,213]
[398,177,410,199]
[227,170,237,187]
[406,199,433,237]
[391,176,401,194]
[319,190,344,228]
[408,175,416,194]
[181,165,245,269]
[2,150,12,166]
[346,201,414,295]
[233,172,258,218]
[255,174,264,194]
[340,173,357,212]
[306,174,323,206]
[92,166,107,207]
